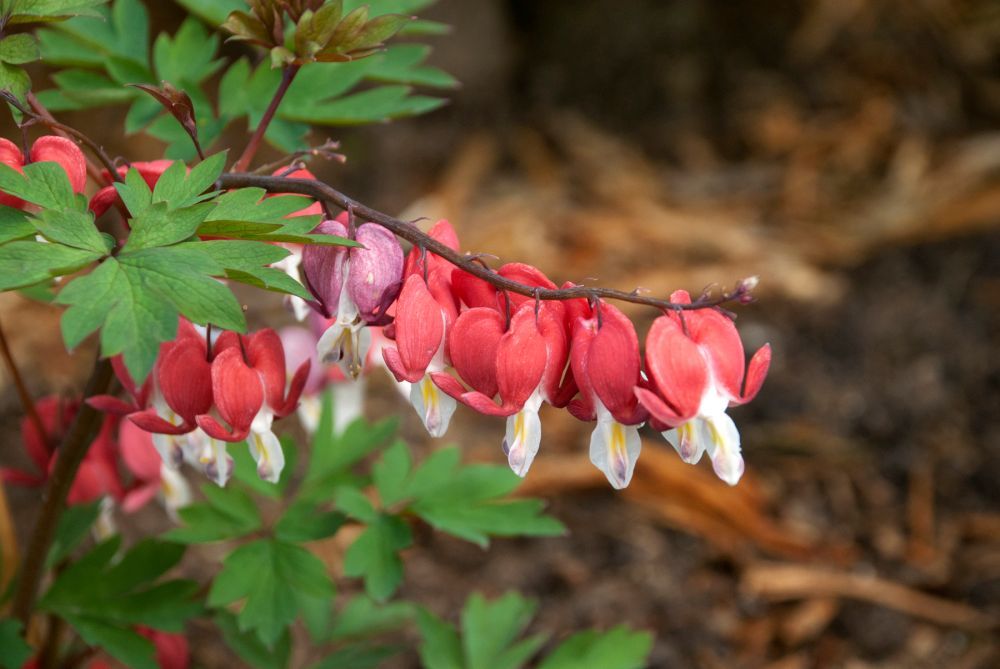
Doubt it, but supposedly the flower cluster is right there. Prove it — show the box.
[94,321,309,486]
[298,218,771,488]
[1,395,191,531]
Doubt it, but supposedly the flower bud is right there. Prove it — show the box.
[348,223,404,325]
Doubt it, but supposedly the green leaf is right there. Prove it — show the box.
[274,501,345,543]
[153,18,223,86]
[0,240,102,291]
[342,513,411,602]
[311,644,401,669]
[329,596,414,641]
[369,45,458,88]
[461,593,543,669]
[0,619,33,669]
[3,0,108,24]
[170,0,242,27]
[32,208,109,252]
[0,206,34,244]
[209,539,335,647]
[0,161,77,210]
[536,627,654,669]
[47,499,102,567]
[216,611,292,669]
[151,152,226,209]
[334,487,378,524]
[230,437,296,498]
[122,201,213,251]
[0,34,40,64]
[182,239,312,300]
[57,246,244,382]
[67,615,158,669]
[416,609,463,669]
[41,538,199,636]
[282,84,445,125]
[372,440,412,508]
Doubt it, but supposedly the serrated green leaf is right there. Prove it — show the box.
[373,441,412,507]
[0,240,102,291]
[369,45,458,88]
[343,514,411,602]
[171,0,242,27]
[274,501,345,543]
[209,539,334,647]
[0,619,33,669]
[0,34,40,64]
[151,153,226,209]
[462,593,542,669]
[537,627,653,669]
[416,609,463,669]
[47,499,102,567]
[311,644,401,669]
[3,0,108,24]
[0,161,77,210]
[0,206,37,244]
[67,615,158,669]
[181,239,312,300]
[153,18,223,86]
[32,208,108,252]
[329,596,414,641]
[216,610,292,669]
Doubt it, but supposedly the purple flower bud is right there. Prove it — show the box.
[348,223,404,326]
[301,218,348,316]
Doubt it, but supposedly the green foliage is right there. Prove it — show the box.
[0,619,33,669]
[38,0,455,159]
[417,593,654,669]
[47,499,102,567]
[167,481,264,544]
[208,538,335,647]
[39,537,200,669]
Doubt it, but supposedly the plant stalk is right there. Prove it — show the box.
[10,357,114,627]
[232,64,301,173]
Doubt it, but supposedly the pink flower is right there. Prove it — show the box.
[635,290,771,485]
[432,299,569,476]
[118,420,191,516]
[196,329,309,482]
[0,136,87,209]
[565,299,647,488]
[303,216,404,376]
[382,274,457,436]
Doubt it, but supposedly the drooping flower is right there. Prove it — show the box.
[634,290,771,485]
[303,216,404,377]
[196,329,309,483]
[432,299,569,476]
[0,136,87,209]
[382,273,457,436]
[1,397,123,505]
[566,299,647,489]
[267,166,325,321]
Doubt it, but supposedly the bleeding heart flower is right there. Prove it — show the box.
[432,300,569,476]
[304,216,404,378]
[566,300,647,489]
[382,274,457,436]
[634,290,771,485]
[119,419,191,517]
[196,329,309,483]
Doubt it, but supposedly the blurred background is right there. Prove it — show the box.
[1,0,998,667]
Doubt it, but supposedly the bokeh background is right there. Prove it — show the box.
[2,1,998,667]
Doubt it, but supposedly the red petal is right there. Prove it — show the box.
[0,138,25,209]
[86,395,137,416]
[119,419,162,481]
[451,268,497,309]
[88,186,119,217]
[158,338,213,424]
[430,371,468,400]
[393,274,444,378]
[688,308,745,400]
[587,304,642,422]
[448,307,504,397]
[498,263,563,321]
[208,348,263,441]
[495,305,546,409]
[122,483,159,513]
[739,343,771,403]
[536,303,569,403]
[127,409,192,435]
[195,414,249,442]
[634,386,686,428]
[381,345,421,383]
[246,329,287,411]
[645,315,707,419]
[428,219,459,250]
[277,359,310,418]
[30,136,87,193]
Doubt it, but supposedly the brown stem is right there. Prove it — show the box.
[232,65,301,173]
[218,173,757,312]
[10,357,114,627]
[0,317,48,446]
